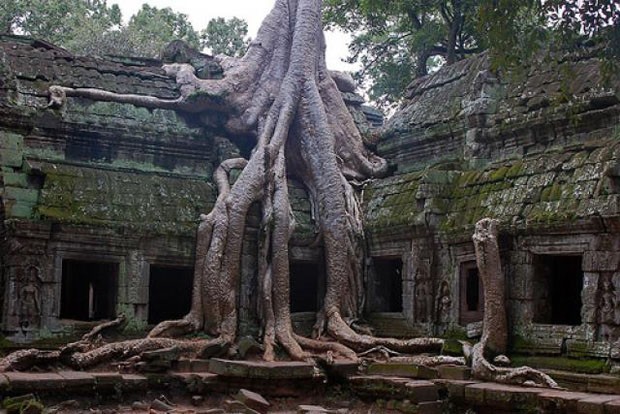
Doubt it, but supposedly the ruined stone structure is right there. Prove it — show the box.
[0,34,619,368]
[365,51,620,366]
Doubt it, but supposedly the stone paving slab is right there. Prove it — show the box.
[545,369,620,394]
[604,398,620,414]
[367,362,438,379]
[349,375,439,402]
[464,382,545,409]
[57,370,96,387]
[577,395,620,414]
[208,358,317,379]
[432,379,480,400]
[3,372,66,392]
[121,374,148,391]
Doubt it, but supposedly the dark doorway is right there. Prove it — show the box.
[533,255,583,325]
[148,265,193,324]
[370,258,403,313]
[459,261,484,325]
[60,259,118,321]
[290,262,320,313]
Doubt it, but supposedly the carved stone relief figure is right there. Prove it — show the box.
[598,273,618,341]
[437,280,452,325]
[16,265,42,331]
[415,280,429,323]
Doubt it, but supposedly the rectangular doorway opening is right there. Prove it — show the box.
[290,262,320,313]
[60,259,118,321]
[459,261,484,325]
[370,257,403,313]
[148,265,193,324]
[533,255,583,325]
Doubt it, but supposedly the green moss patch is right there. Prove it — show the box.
[510,355,609,375]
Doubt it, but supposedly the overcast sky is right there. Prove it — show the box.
[108,0,357,72]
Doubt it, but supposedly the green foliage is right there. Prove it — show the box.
[0,0,250,60]
[326,0,619,108]
[117,4,200,58]
[0,0,122,54]
[510,354,609,374]
[324,0,481,108]
[201,17,250,57]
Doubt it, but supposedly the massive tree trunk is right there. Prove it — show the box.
[470,218,559,388]
[0,0,443,369]
[144,0,443,360]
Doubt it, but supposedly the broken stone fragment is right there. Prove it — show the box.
[234,389,270,413]
[297,405,348,413]
[150,398,175,412]
[237,336,263,358]
[223,399,261,414]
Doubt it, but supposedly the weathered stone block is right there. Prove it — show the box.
[604,398,620,414]
[0,131,23,150]
[208,359,316,379]
[3,372,65,392]
[463,383,485,405]
[367,363,438,379]
[7,202,34,218]
[3,172,28,188]
[416,400,443,414]
[0,150,23,167]
[403,380,440,403]
[583,252,620,272]
[4,187,38,204]
[57,371,95,388]
[235,389,270,413]
[433,379,479,401]
[437,365,471,380]
[587,374,620,395]
[566,340,611,359]
[537,390,592,413]
[576,395,620,414]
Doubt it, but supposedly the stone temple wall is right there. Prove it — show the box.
[0,32,619,368]
[0,35,376,342]
[366,50,620,364]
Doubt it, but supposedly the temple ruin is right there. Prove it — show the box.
[0,31,619,410]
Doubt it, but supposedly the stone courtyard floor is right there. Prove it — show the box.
[1,359,620,413]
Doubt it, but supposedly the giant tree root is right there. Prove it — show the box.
[0,316,225,372]
[471,343,558,388]
[470,218,559,388]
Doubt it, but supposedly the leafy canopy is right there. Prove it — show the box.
[0,0,250,59]
[201,17,251,58]
[325,0,620,108]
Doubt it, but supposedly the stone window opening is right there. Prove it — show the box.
[369,257,403,313]
[60,259,118,321]
[459,261,484,325]
[289,261,321,313]
[148,265,193,325]
[532,254,583,326]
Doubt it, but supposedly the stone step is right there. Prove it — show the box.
[0,371,148,395]
[433,379,620,413]
[208,358,319,379]
[366,362,438,379]
[543,369,620,394]
[349,375,440,402]
[174,358,211,372]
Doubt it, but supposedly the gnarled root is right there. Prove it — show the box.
[326,311,444,354]
[0,349,60,372]
[471,343,559,388]
[390,355,466,367]
[470,218,559,388]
